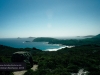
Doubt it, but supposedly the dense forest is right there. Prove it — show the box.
[0,44,100,75]
[0,34,100,75]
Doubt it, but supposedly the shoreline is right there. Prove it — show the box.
[44,45,75,51]
[43,42,75,51]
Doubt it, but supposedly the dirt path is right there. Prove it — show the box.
[13,65,38,75]
[31,65,38,71]
[13,70,27,75]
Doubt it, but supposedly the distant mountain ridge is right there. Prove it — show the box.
[92,34,100,39]
[33,34,100,46]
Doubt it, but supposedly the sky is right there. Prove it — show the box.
[0,0,100,38]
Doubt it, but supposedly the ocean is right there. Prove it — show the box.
[0,38,66,51]
[0,36,90,51]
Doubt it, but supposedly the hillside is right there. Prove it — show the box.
[33,34,100,46]
[0,34,100,75]
[0,45,100,75]
[92,34,100,39]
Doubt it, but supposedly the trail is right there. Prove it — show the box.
[13,65,38,75]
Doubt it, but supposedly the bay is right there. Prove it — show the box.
[0,38,65,51]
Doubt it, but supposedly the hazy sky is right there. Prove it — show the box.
[0,0,100,38]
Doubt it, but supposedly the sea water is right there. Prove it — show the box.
[0,38,66,51]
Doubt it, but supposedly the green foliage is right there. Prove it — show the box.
[33,34,100,46]
[67,64,79,73]
[0,44,100,75]
[0,71,14,75]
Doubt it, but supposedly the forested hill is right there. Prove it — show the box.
[0,45,42,56]
[0,44,100,75]
[92,34,100,39]
[33,34,100,46]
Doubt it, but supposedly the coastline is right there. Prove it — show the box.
[44,45,75,51]
[21,41,75,51]
[0,38,75,51]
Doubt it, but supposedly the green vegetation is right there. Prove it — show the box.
[33,34,100,46]
[0,34,100,75]
[0,44,100,75]
[0,45,41,75]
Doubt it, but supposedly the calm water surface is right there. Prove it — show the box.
[0,38,64,51]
